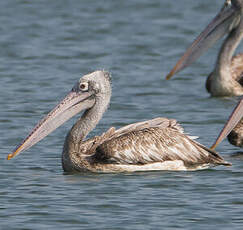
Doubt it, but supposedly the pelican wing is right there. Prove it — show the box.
[112,117,184,138]
[80,118,183,155]
[93,118,229,166]
[78,127,116,155]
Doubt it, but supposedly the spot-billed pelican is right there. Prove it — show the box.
[166,0,243,97]
[7,71,230,172]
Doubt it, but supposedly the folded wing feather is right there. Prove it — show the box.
[92,118,229,166]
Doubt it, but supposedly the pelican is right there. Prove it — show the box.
[211,98,243,149]
[7,71,231,172]
[166,0,243,97]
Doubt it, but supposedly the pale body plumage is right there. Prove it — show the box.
[8,71,230,172]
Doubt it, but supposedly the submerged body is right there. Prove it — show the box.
[8,71,230,172]
[166,0,243,147]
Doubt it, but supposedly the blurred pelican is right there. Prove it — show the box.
[166,0,243,97]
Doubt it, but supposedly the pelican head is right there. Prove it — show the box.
[7,70,112,160]
[166,0,243,80]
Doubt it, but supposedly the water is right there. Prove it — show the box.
[1,0,243,229]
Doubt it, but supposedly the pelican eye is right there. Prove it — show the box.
[79,82,89,91]
[221,0,231,12]
[225,0,231,7]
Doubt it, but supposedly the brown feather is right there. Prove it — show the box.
[91,118,230,167]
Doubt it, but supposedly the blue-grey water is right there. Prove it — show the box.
[1,0,243,229]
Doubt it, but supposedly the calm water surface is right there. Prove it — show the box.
[1,0,243,229]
